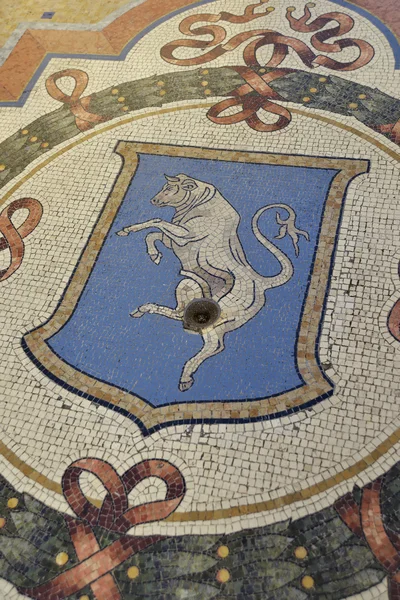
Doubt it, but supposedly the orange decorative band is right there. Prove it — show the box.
[19,458,185,600]
[0,198,43,282]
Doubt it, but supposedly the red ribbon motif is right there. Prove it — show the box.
[335,476,400,600]
[207,66,294,131]
[19,458,185,600]
[46,69,107,132]
[285,3,374,71]
[388,262,400,342]
[160,1,374,132]
[374,120,400,145]
[0,198,43,282]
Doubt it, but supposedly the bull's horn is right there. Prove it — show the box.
[164,174,180,182]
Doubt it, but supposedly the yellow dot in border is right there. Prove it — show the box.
[204,89,212,95]
[111,88,119,95]
[201,81,208,87]
[216,568,230,583]
[348,102,358,109]
[41,142,49,148]
[217,545,230,558]
[319,77,327,82]
[55,552,69,566]
[7,498,18,508]
[303,96,311,103]
[127,565,140,580]
[201,69,209,75]
[0,164,6,172]
[159,89,166,96]
[0,517,6,528]
[30,136,38,143]
[309,87,318,93]
[301,575,315,589]
[79,596,90,600]
[358,93,367,99]
[122,106,129,111]
[294,546,308,559]
[117,97,125,103]
[157,81,165,87]
[21,129,29,135]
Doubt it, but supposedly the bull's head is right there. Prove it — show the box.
[150,174,214,209]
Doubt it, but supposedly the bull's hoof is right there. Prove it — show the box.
[149,252,162,265]
[179,378,194,392]
[116,229,129,236]
[130,303,155,318]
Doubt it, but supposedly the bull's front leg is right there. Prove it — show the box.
[116,218,163,236]
[116,219,194,246]
[145,231,164,265]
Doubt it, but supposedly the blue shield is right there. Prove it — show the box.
[24,143,368,433]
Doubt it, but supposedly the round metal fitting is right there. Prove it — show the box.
[183,298,221,332]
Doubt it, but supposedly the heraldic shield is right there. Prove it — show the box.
[23,142,369,434]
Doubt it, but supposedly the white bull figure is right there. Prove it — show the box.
[117,174,309,392]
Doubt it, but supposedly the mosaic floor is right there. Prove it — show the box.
[1,0,400,597]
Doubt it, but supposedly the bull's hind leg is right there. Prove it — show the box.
[130,278,202,320]
[179,328,225,391]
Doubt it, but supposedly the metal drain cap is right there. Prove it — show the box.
[183,298,221,331]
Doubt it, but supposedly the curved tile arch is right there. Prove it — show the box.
[0,0,399,106]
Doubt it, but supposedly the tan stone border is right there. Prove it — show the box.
[23,141,368,433]
[1,103,398,520]
[1,425,400,520]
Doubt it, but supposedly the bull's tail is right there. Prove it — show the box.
[252,204,309,290]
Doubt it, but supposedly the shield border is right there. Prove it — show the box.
[22,141,369,435]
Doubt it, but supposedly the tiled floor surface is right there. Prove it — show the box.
[0,0,400,598]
